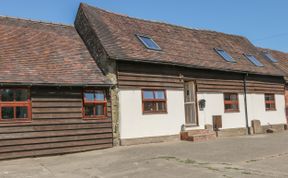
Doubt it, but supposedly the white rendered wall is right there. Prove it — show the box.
[119,89,185,139]
[197,93,246,129]
[197,93,286,129]
[247,94,286,126]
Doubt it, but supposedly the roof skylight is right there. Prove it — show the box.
[214,48,236,63]
[136,35,161,50]
[263,52,278,63]
[244,54,264,67]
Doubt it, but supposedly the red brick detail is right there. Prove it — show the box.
[181,130,217,142]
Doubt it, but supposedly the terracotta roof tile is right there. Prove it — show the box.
[0,16,111,86]
[258,47,288,78]
[80,3,283,77]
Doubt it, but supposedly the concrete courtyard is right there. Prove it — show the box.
[0,132,288,178]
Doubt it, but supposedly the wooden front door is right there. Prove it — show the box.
[184,81,198,125]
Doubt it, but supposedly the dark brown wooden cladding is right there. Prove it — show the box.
[117,61,183,89]
[118,72,183,89]
[246,81,284,94]
[196,78,284,94]
[31,87,83,119]
[196,79,244,93]
[0,119,112,160]
[117,61,285,94]
[0,86,113,160]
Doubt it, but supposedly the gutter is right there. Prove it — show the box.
[0,82,114,88]
[110,57,285,77]
[243,73,251,135]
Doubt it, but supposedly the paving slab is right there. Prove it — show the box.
[0,132,288,178]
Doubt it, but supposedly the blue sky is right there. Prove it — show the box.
[0,0,287,52]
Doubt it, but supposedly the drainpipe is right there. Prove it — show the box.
[243,73,251,135]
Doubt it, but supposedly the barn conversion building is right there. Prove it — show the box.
[258,48,288,122]
[75,3,288,145]
[0,16,113,159]
[0,3,287,159]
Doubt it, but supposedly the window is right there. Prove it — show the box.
[263,52,278,63]
[0,88,30,121]
[83,90,107,118]
[244,54,264,67]
[136,35,161,50]
[142,89,167,114]
[214,48,236,63]
[224,93,239,112]
[265,94,276,111]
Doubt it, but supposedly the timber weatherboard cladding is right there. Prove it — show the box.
[117,61,284,94]
[0,87,113,160]
[31,87,83,119]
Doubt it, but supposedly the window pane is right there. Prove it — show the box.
[84,104,94,116]
[154,91,165,99]
[224,94,231,101]
[215,49,235,63]
[265,94,274,101]
[231,104,239,110]
[95,104,104,116]
[15,89,28,101]
[224,93,238,101]
[143,91,154,99]
[16,107,28,118]
[264,52,278,63]
[245,54,264,67]
[1,89,14,101]
[84,93,94,101]
[2,107,14,119]
[138,36,161,50]
[95,91,105,101]
[225,104,232,110]
[142,38,158,49]
[225,104,238,111]
[143,102,154,112]
[155,102,166,111]
[265,103,275,110]
[230,94,238,101]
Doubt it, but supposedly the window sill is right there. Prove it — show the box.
[0,119,32,124]
[83,116,108,120]
[224,110,240,113]
[184,124,199,128]
[143,111,168,115]
[266,109,276,111]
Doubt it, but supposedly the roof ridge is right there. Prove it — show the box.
[257,46,288,54]
[0,15,74,28]
[81,3,249,40]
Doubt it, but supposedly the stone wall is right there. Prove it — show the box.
[75,7,120,145]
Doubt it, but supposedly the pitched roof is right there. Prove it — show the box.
[79,3,283,77]
[258,47,288,80]
[0,16,111,86]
